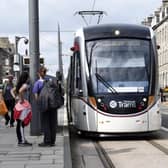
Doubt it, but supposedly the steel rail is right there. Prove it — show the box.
[94,141,116,168]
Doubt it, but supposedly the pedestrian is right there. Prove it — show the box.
[11,72,32,147]
[37,78,63,147]
[160,87,164,102]
[56,71,64,95]
[32,66,47,135]
[32,66,52,146]
[2,75,15,127]
[56,71,64,105]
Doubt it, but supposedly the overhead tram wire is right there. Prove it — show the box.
[91,0,96,10]
[40,30,75,33]
[89,0,96,24]
[40,36,58,47]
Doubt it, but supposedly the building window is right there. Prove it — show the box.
[156,15,160,23]
[162,11,165,19]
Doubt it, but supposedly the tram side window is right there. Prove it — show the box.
[74,52,82,95]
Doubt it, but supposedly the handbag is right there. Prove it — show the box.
[14,100,32,126]
[0,99,8,115]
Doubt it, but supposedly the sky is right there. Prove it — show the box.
[0,0,163,77]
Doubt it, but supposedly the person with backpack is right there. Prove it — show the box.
[32,66,47,134]
[37,77,64,147]
[2,75,15,127]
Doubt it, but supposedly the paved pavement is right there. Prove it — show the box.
[160,101,168,112]
[0,106,72,168]
[161,101,168,106]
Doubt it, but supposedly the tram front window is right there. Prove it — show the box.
[86,39,150,94]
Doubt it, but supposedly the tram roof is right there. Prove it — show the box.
[83,23,151,40]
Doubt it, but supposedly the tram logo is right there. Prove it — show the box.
[118,100,136,108]
[109,100,117,108]
[109,100,136,108]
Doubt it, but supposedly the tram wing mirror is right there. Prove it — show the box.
[157,45,160,50]
[70,43,79,52]
[70,47,75,51]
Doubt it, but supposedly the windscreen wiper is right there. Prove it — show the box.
[95,73,118,94]
[89,42,97,71]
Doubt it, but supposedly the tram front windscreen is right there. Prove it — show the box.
[86,39,150,94]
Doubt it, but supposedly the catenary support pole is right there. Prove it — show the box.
[29,0,41,135]
[57,23,64,83]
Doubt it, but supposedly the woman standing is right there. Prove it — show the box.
[2,75,15,127]
[11,72,32,146]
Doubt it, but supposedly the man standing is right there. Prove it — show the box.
[37,79,59,147]
[32,66,47,133]
[35,70,63,147]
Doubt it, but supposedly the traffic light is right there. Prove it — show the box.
[23,56,44,65]
[40,57,44,64]
[24,57,30,65]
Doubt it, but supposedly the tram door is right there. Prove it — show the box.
[71,50,88,130]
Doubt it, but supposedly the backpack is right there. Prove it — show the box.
[38,80,64,112]
[38,81,49,113]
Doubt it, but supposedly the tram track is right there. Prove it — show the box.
[93,139,168,168]
[93,130,168,168]
[147,140,168,155]
[94,141,116,168]
[70,124,168,168]
[146,128,168,155]
[94,139,168,168]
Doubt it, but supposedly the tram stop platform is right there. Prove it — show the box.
[0,106,72,168]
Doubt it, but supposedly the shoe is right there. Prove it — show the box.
[10,124,14,127]
[38,142,51,147]
[50,143,55,147]
[5,119,10,126]
[18,141,32,147]
[24,140,32,145]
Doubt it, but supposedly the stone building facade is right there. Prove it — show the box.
[0,37,15,83]
[142,0,168,88]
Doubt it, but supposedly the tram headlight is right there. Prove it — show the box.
[89,97,97,108]
[114,30,120,36]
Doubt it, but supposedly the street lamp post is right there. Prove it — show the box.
[14,36,28,79]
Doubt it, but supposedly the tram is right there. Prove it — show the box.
[67,23,161,133]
